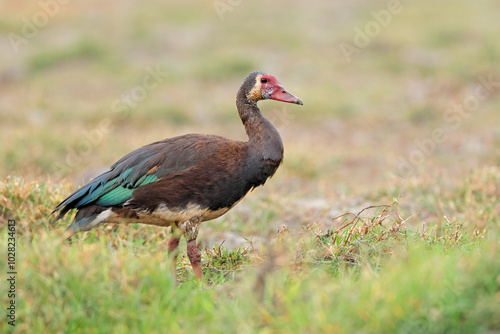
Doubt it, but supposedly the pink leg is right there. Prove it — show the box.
[168,236,180,277]
[187,239,203,279]
[168,237,180,254]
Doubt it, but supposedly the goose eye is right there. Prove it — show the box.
[261,78,267,84]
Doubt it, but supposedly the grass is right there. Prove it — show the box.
[0,174,499,333]
[2,0,500,189]
[27,38,111,74]
[2,0,500,332]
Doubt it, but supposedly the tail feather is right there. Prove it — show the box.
[68,206,111,233]
[59,212,102,240]
[50,208,71,226]
[51,171,114,226]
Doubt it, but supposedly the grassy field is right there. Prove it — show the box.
[1,0,500,333]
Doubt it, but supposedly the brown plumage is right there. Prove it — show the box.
[52,71,303,279]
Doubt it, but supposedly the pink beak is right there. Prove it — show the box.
[268,84,303,105]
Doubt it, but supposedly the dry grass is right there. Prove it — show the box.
[2,0,500,332]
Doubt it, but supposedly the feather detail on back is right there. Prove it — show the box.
[51,134,230,224]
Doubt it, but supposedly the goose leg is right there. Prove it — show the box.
[187,239,202,279]
[168,224,181,278]
[168,236,180,254]
[179,219,202,279]
[168,236,180,276]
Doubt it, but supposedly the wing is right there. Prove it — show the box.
[51,134,226,223]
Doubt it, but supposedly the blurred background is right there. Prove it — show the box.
[1,0,499,239]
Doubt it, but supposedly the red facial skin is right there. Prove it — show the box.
[260,74,303,105]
